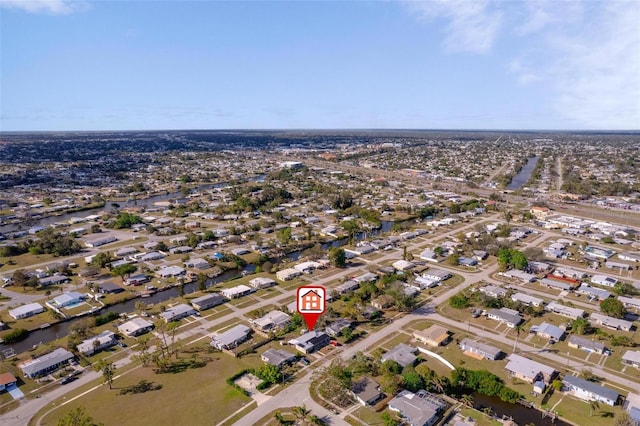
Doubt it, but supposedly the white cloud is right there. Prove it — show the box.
[403,0,640,129]
[403,0,503,54]
[0,0,85,14]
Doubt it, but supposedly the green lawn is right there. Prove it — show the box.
[37,343,261,426]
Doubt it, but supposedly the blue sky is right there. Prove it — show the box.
[1,0,639,131]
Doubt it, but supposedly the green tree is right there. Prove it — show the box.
[572,317,591,335]
[91,252,113,269]
[196,273,207,291]
[328,247,346,268]
[255,363,282,385]
[341,219,360,244]
[111,263,137,283]
[381,412,402,426]
[402,369,425,392]
[112,212,143,229]
[57,407,103,426]
[600,298,626,318]
[449,293,470,309]
[95,360,116,390]
[277,227,292,245]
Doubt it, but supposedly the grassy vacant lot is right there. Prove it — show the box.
[38,342,260,426]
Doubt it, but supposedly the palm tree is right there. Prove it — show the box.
[430,375,447,394]
[513,323,524,353]
[274,412,288,426]
[589,400,600,417]
[461,394,474,408]
[292,405,311,422]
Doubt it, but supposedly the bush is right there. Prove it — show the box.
[2,328,29,343]
[94,311,120,327]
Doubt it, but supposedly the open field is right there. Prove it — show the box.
[37,341,260,426]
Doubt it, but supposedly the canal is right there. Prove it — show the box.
[472,392,570,426]
[507,156,539,190]
[1,219,402,353]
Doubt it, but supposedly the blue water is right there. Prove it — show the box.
[507,157,539,190]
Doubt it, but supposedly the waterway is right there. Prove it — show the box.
[472,392,570,426]
[0,220,399,353]
[507,156,539,190]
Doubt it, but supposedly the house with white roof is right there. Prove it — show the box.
[221,285,253,299]
[9,302,45,320]
[545,302,584,320]
[487,308,522,328]
[590,312,632,332]
[118,317,154,337]
[591,274,618,287]
[159,304,197,322]
[511,293,544,307]
[157,265,186,278]
[563,375,619,406]
[211,324,252,350]
[249,277,276,289]
[251,310,291,332]
[276,268,302,282]
[77,330,118,356]
[505,354,557,384]
[622,350,640,368]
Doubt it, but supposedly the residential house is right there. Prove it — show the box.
[371,294,395,310]
[530,322,564,341]
[294,261,321,274]
[382,343,418,368]
[288,330,330,354]
[249,277,276,289]
[622,350,640,368]
[422,269,451,282]
[190,293,227,311]
[540,278,573,291]
[353,272,378,284]
[84,235,117,248]
[157,266,186,278]
[563,375,619,406]
[276,268,302,281]
[115,247,138,257]
[185,258,210,270]
[413,276,440,289]
[125,274,149,286]
[503,269,536,283]
[97,282,124,294]
[388,390,447,426]
[48,292,86,309]
[211,324,252,350]
[261,348,296,368]
[9,302,45,320]
[138,251,165,262]
[221,285,253,299]
[251,310,291,332]
[591,275,619,288]
[577,284,611,301]
[459,338,502,360]
[545,302,585,320]
[169,246,192,255]
[505,354,557,384]
[393,260,415,272]
[487,308,523,328]
[0,373,17,392]
[479,285,507,299]
[590,313,632,332]
[419,249,438,263]
[511,293,544,307]
[567,335,607,355]
[159,304,197,322]
[334,280,359,295]
[458,257,478,267]
[118,317,154,337]
[39,275,71,287]
[619,296,640,312]
[413,325,450,348]
[77,330,118,356]
[19,348,75,379]
[352,377,384,407]
[326,319,352,337]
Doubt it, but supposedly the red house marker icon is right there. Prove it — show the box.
[297,285,326,331]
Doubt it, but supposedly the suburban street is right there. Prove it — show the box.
[4,212,640,425]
